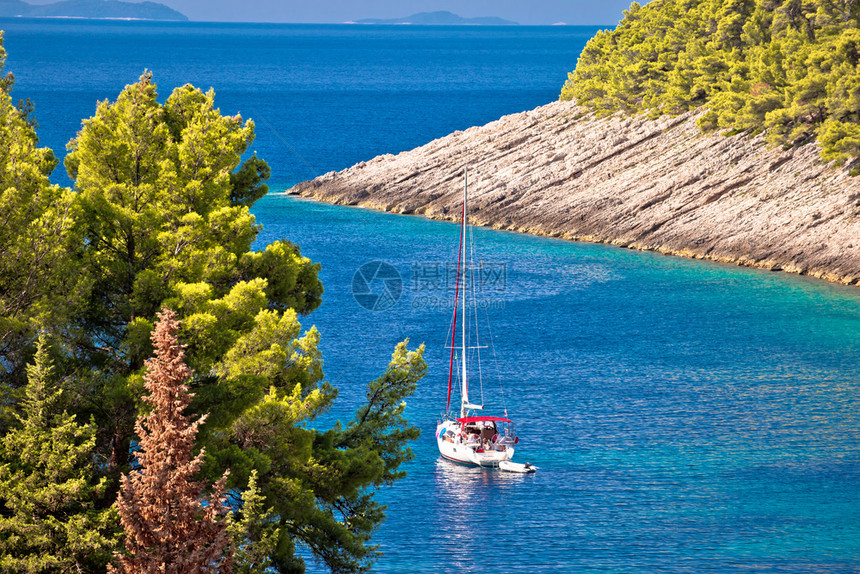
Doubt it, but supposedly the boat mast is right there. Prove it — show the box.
[446,168,466,417]
[460,167,469,418]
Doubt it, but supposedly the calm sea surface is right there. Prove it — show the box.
[3,19,860,573]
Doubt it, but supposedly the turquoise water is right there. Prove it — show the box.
[256,196,860,573]
[4,18,860,572]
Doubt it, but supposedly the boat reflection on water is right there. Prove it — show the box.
[429,458,538,568]
[435,458,536,489]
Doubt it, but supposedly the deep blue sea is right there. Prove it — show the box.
[4,19,860,573]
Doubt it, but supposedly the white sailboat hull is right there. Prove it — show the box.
[436,420,515,467]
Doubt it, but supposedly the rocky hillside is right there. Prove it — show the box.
[291,100,860,286]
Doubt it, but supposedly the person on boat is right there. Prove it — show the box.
[479,424,495,443]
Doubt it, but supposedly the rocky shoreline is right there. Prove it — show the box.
[291,100,860,286]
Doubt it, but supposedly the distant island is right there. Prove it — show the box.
[0,0,187,20]
[353,11,517,26]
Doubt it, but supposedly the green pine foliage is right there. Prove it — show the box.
[225,341,426,573]
[228,470,280,574]
[561,0,860,163]
[60,72,425,572]
[0,32,81,408]
[0,31,426,571]
[0,336,118,573]
[60,71,326,479]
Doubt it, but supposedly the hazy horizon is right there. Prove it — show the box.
[20,0,636,26]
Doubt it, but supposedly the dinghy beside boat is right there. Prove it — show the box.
[499,460,537,473]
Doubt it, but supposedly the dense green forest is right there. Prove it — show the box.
[0,33,425,573]
[561,0,860,163]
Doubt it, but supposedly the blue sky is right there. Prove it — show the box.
[163,0,635,25]
[29,0,638,25]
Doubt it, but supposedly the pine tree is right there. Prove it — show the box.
[111,308,232,573]
[0,32,80,406]
[228,470,280,574]
[0,59,426,569]
[560,0,860,163]
[0,335,117,573]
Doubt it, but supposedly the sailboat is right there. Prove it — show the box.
[435,168,535,473]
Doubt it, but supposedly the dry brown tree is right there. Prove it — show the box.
[111,308,232,573]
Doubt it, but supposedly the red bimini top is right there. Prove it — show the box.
[456,416,513,424]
